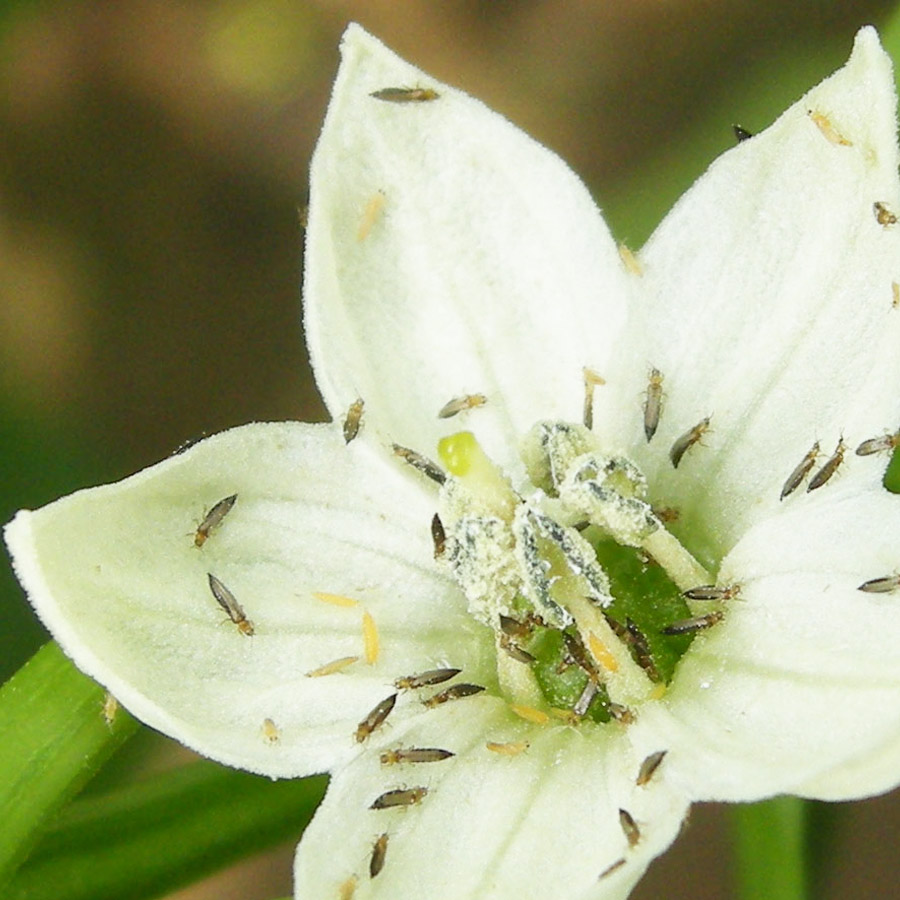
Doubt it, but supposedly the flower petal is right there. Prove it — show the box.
[304,24,631,474]
[599,27,900,562]
[636,484,900,802]
[4,422,494,778]
[293,695,689,900]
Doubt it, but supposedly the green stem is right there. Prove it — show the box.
[731,796,808,900]
[0,642,138,889]
[7,760,328,900]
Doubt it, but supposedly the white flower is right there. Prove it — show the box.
[6,22,900,900]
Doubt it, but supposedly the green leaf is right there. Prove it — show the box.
[0,642,138,889]
[732,796,808,900]
[7,759,327,900]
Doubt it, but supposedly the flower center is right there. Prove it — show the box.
[436,423,722,724]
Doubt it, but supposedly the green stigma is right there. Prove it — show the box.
[438,431,480,477]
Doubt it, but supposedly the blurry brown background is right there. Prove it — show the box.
[2,1,899,898]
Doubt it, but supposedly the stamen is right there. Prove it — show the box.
[564,593,657,705]
[511,508,575,628]
[494,632,544,707]
[524,506,614,606]
[640,527,711,592]
[587,632,619,673]
[439,417,721,719]
[438,432,516,519]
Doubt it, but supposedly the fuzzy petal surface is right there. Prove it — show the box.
[304,25,631,477]
[595,27,900,566]
[4,423,494,777]
[636,483,900,802]
[294,694,689,900]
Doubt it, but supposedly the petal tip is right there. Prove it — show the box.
[338,21,374,58]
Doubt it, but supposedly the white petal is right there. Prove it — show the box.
[293,695,689,900]
[597,27,900,562]
[4,422,494,778]
[636,484,900,802]
[304,24,631,475]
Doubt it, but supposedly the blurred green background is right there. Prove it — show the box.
[2,1,899,898]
